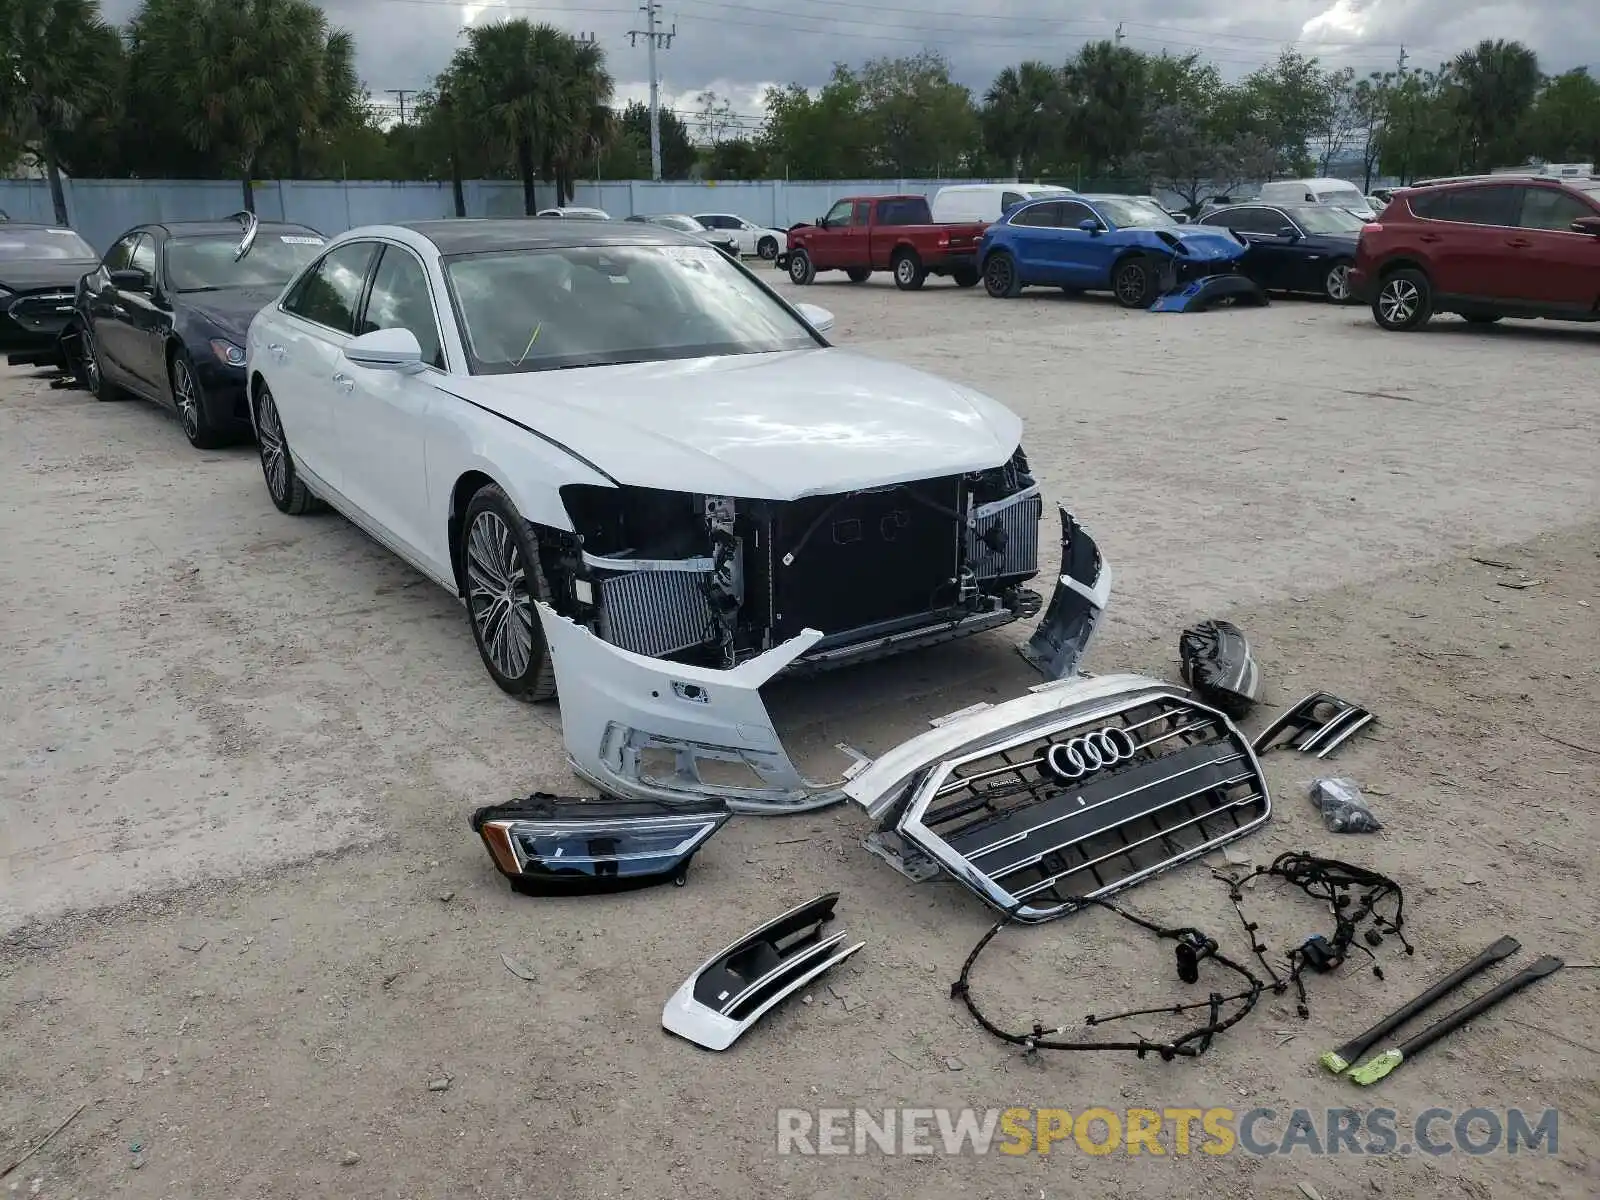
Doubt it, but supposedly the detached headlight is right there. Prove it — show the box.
[471,793,730,894]
[209,338,246,367]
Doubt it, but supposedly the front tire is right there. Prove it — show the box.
[757,236,779,260]
[78,321,118,401]
[984,252,1022,298]
[892,250,926,291]
[1373,268,1433,331]
[172,347,226,449]
[1322,261,1353,304]
[1112,256,1158,309]
[461,485,557,702]
[255,383,320,515]
[788,249,815,285]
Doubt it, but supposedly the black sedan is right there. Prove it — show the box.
[70,213,326,448]
[2,223,100,368]
[1195,203,1366,302]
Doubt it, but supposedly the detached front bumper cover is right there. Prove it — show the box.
[536,504,1110,814]
[471,792,730,893]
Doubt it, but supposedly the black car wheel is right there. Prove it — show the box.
[1373,268,1433,332]
[757,236,779,260]
[461,484,557,702]
[171,347,227,449]
[846,267,872,283]
[256,383,320,515]
[78,321,118,401]
[1322,261,1353,304]
[788,249,815,285]
[1112,256,1158,309]
[892,250,927,291]
[983,252,1022,298]
[951,266,980,288]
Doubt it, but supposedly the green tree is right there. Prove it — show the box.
[758,69,873,179]
[127,0,358,206]
[1374,70,1456,183]
[614,100,694,180]
[980,61,1068,178]
[0,0,122,222]
[1314,66,1359,176]
[1445,39,1541,170]
[704,137,767,180]
[856,50,977,176]
[1523,68,1600,164]
[1237,49,1332,177]
[1350,74,1392,190]
[1061,40,1149,174]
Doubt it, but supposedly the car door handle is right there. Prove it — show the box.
[1505,237,1532,248]
[332,372,354,392]
[1418,233,1442,243]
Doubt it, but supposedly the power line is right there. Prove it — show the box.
[627,0,676,181]
[386,88,417,123]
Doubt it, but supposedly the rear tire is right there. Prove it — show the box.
[757,236,779,260]
[892,250,927,291]
[1372,268,1433,331]
[1322,260,1353,304]
[255,383,320,515]
[846,267,872,283]
[983,252,1022,298]
[788,249,815,285]
[1112,256,1158,309]
[460,484,558,702]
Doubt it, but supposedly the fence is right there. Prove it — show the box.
[0,176,1013,253]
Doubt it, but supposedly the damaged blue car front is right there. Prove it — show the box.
[979,193,1260,309]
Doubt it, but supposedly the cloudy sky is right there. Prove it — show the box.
[101,0,1597,134]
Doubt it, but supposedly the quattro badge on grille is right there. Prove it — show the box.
[1040,726,1137,782]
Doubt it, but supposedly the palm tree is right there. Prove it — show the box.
[982,61,1065,177]
[1446,39,1542,170]
[445,20,610,214]
[128,0,360,209]
[0,0,121,224]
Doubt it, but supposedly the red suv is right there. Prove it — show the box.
[1350,175,1600,330]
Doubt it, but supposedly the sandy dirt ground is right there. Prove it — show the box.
[2,277,1597,1199]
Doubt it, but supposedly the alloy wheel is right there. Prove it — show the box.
[81,327,101,391]
[1325,265,1351,302]
[985,256,1012,295]
[896,258,915,286]
[174,358,199,439]
[1115,264,1147,306]
[257,389,289,504]
[1378,278,1418,325]
[466,511,534,680]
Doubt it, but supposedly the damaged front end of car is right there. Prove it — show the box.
[535,471,1111,813]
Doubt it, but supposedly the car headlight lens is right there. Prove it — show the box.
[209,338,246,367]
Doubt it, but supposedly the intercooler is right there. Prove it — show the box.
[585,551,715,659]
[876,677,1270,922]
[965,485,1042,581]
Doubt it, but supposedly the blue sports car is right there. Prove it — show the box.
[979,194,1252,308]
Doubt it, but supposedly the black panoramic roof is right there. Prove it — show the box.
[401,217,702,255]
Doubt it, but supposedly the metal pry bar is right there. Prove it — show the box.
[1251,691,1375,758]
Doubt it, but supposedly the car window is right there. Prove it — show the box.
[165,232,326,292]
[1201,207,1267,233]
[822,200,853,226]
[1413,185,1520,227]
[873,197,931,225]
[1001,190,1026,209]
[1295,206,1366,234]
[443,243,818,375]
[1057,201,1097,228]
[359,245,445,370]
[0,227,96,259]
[851,201,872,226]
[1519,187,1595,232]
[129,235,156,276]
[1010,202,1059,227]
[1090,198,1178,230]
[282,241,378,334]
[103,234,140,272]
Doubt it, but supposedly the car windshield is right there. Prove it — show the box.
[165,233,325,292]
[445,243,818,374]
[1092,198,1179,229]
[653,215,703,232]
[0,227,96,259]
[1315,188,1367,207]
[1294,206,1367,233]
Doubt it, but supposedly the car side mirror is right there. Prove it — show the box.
[344,327,425,372]
[794,302,834,334]
[1572,216,1600,236]
[1278,225,1301,240]
[1078,219,1100,234]
[816,216,828,229]
[109,267,150,291]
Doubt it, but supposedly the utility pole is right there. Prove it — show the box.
[627,1,676,181]
[1396,44,1408,77]
[386,89,415,124]
[1114,21,1124,46]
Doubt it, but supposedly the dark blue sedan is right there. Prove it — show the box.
[1195,203,1366,302]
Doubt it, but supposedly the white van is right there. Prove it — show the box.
[930,183,1077,224]
[1257,179,1376,221]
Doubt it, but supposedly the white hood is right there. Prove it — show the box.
[439,348,1024,500]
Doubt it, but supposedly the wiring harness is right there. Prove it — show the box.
[950,851,1412,1061]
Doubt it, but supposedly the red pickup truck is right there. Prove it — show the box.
[780,194,988,291]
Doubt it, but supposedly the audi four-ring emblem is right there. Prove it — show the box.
[1040,726,1138,781]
